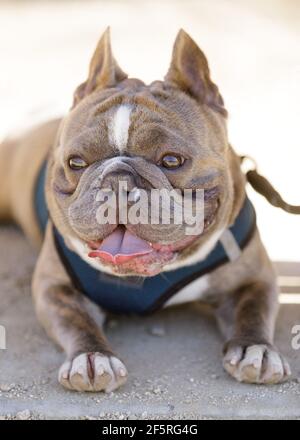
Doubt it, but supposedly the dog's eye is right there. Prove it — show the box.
[160,154,184,169]
[68,156,88,170]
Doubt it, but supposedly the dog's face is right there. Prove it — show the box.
[46,29,244,276]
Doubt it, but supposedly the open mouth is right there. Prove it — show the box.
[87,225,191,276]
[86,204,218,276]
[84,186,220,276]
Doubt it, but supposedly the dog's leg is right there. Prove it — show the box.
[0,139,17,220]
[216,281,291,384]
[32,224,128,392]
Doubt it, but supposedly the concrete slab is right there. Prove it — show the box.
[0,226,299,420]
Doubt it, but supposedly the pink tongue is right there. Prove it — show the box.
[88,227,153,264]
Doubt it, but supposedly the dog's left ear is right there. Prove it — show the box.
[72,27,127,107]
[165,29,227,117]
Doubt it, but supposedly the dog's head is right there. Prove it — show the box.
[46,28,245,276]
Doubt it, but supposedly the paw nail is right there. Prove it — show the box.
[285,365,291,376]
[98,367,104,376]
[119,368,127,377]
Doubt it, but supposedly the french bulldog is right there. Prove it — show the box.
[0,28,291,392]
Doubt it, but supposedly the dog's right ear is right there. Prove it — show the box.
[72,27,127,107]
[165,29,227,117]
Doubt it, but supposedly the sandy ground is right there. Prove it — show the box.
[0,0,299,420]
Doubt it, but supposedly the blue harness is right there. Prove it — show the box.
[35,162,256,315]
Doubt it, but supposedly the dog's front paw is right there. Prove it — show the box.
[58,352,128,392]
[223,340,291,384]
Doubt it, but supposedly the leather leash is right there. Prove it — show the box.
[240,155,300,215]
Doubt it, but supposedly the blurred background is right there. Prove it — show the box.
[0,0,299,269]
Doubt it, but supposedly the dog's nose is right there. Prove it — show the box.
[100,158,139,194]
[101,171,138,195]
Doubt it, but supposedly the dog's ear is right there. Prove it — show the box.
[72,27,127,107]
[165,29,227,117]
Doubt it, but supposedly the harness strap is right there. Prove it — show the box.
[219,229,241,262]
[51,196,256,315]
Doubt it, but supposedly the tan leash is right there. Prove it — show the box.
[240,155,300,215]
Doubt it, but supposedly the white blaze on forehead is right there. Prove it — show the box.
[109,104,132,152]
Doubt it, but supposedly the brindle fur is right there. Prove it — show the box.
[0,28,290,391]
